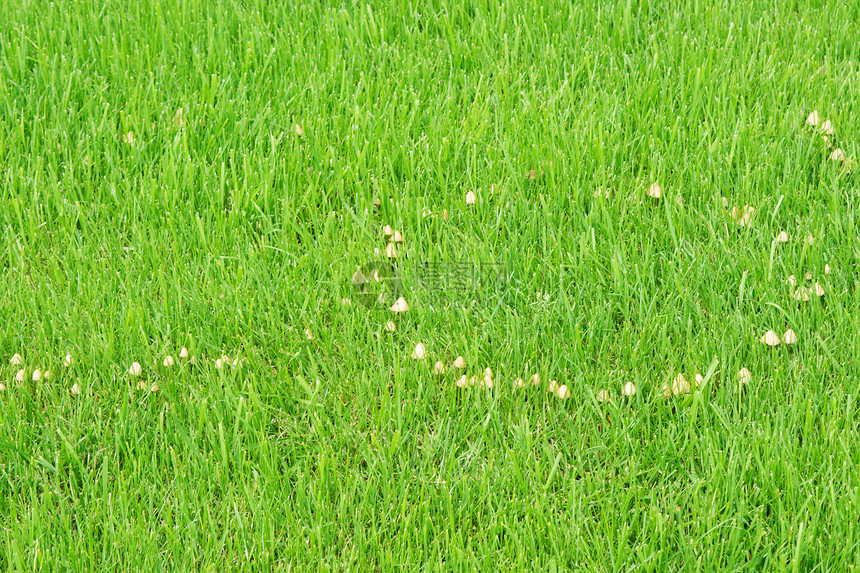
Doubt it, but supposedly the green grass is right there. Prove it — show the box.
[2,0,860,569]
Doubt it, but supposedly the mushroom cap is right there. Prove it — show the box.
[761,330,781,346]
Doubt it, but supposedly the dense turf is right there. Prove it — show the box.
[2,0,860,569]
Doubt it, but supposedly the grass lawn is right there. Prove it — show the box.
[2,0,860,569]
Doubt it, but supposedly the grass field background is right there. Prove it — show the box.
[2,0,860,569]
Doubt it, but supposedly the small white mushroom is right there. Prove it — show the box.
[384,321,397,332]
[596,389,612,403]
[392,230,404,243]
[825,264,832,275]
[821,119,835,136]
[129,362,142,376]
[761,330,780,346]
[793,287,810,301]
[465,191,477,205]
[294,123,303,136]
[32,369,42,382]
[671,374,691,396]
[163,355,175,367]
[813,282,825,296]
[389,297,409,313]
[555,384,570,399]
[452,356,466,369]
[830,148,846,162]
[383,225,394,236]
[787,275,797,287]
[806,110,820,128]
[621,382,637,397]
[215,358,224,370]
[411,343,427,360]
[305,328,314,341]
[647,182,662,199]
[783,329,798,345]
[548,380,559,393]
[514,378,525,388]
[63,354,73,367]
[695,373,704,386]
[530,373,541,386]
[775,231,789,243]
[456,375,468,388]
[179,347,189,359]
[70,383,81,395]
[737,367,752,385]
[15,369,24,383]
[384,243,398,258]
[10,354,23,366]
[433,361,445,375]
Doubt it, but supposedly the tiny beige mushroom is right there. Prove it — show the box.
[411,343,427,360]
[805,272,813,281]
[732,205,754,226]
[830,148,846,162]
[129,362,142,376]
[737,367,752,385]
[452,356,466,369]
[384,321,397,332]
[32,369,42,382]
[456,375,468,388]
[465,191,477,205]
[44,371,52,380]
[821,119,835,136]
[514,377,525,388]
[385,243,398,259]
[389,297,409,313]
[621,382,637,397]
[150,383,160,392]
[383,225,394,237]
[0,383,5,391]
[547,380,559,394]
[294,123,303,136]
[787,275,797,287]
[70,383,80,395]
[392,230,404,243]
[813,282,825,296]
[775,231,789,243]
[163,355,175,367]
[63,354,73,367]
[783,329,798,345]
[647,183,663,199]
[793,286,810,301]
[305,328,314,341]
[806,110,820,128]
[530,373,541,386]
[179,347,189,359]
[761,330,780,346]
[596,389,612,403]
[10,354,23,366]
[15,369,24,383]
[433,361,445,375]
[215,358,224,370]
[825,264,832,275]
[555,384,571,399]
[695,373,704,386]
[671,374,691,396]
